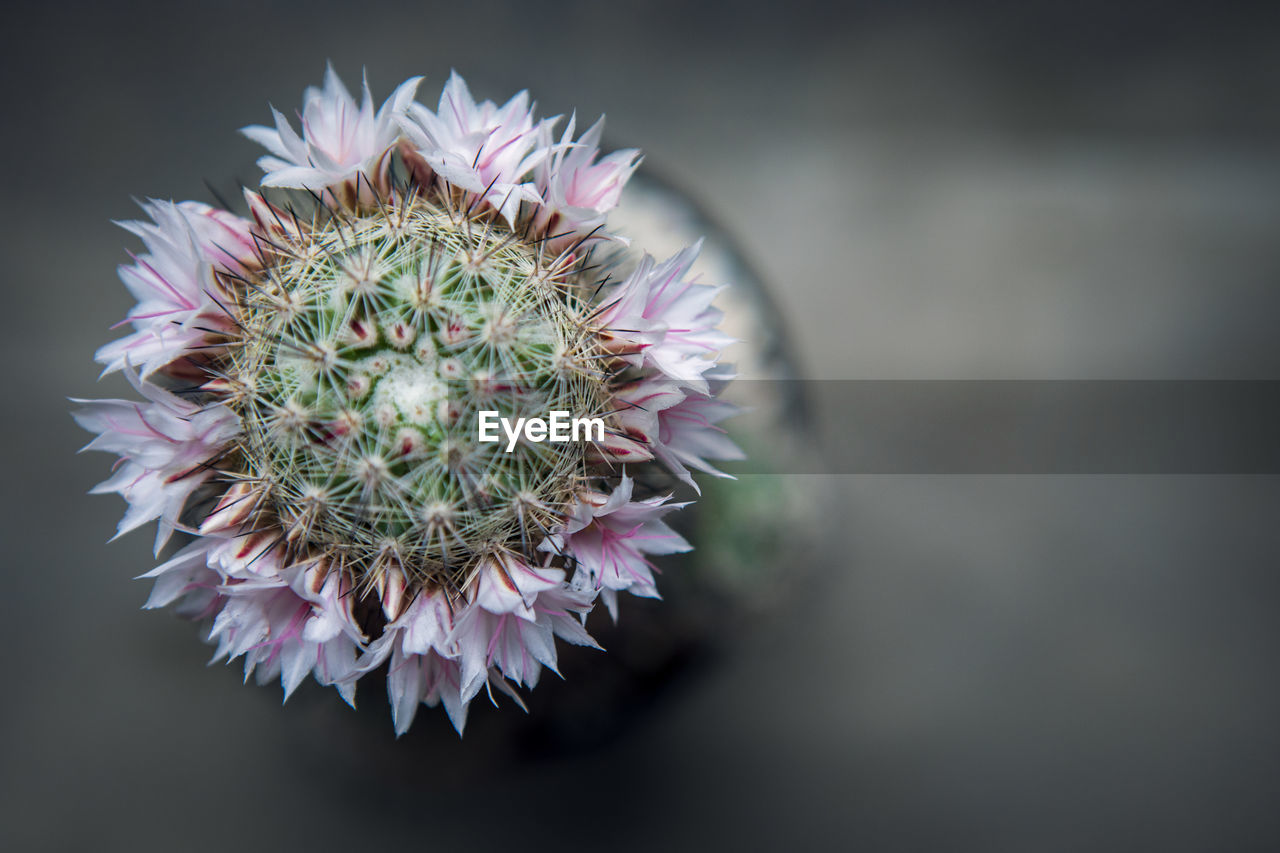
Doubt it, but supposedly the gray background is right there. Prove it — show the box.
[3,1,1279,850]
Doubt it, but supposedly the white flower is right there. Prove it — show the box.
[242,65,421,201]
[365,564,598,735]
[398,71,552,225]
[137,540,222,618]
[450,573,598,703]
[541,475,691,620]
[594,241,735,394]
[613,377,745,493]
[470,548,564,619]
[386,645,469,736]
[361,587,468,734]
[96,201,257,378]
[207,575,363,704]
[448,551,597,702]
[534,113,640,240]
[73,368,239,552]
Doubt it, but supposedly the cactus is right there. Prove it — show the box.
[232,196,605,592]
[74,68,744,734]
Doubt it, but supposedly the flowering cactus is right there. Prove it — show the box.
[74,67,742,734]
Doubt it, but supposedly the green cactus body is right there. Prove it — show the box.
[231,198,603,587]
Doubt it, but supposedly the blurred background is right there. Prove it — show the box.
[3,0,1280,849]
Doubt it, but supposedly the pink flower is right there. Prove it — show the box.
[242,65,421,202]
[613,377,745,493]
[541,475,690,620]
[594,242,735,394]
[135,522,368,706]
[356,585,465,733]
[207,573,364,705]
[534,114,640,239]
[448,551,599,702]
[363,565,597,735]
[398,71,552,225]
[96,201,257,378]
[72,369,239,552]
[137,540,223,619]
[386,645,469,736]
